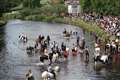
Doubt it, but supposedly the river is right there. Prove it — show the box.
[0,20,120,80]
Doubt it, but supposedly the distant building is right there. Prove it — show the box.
[64,0,81,16]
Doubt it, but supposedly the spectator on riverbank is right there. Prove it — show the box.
[80,13,120,37]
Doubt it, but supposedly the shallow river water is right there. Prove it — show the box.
[0,20,120,80]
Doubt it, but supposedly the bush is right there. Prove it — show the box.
[19,8,32,17]
[25,15,43,20]
[40,4,67,16]
[42,16,56,22]
[24,15,56,22]
[52,18,65,23]
[81,0,120,16]
[3,11,23,20]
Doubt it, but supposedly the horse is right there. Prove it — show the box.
[105,43,111,53]
[40,52,60,65]
[35,62,45,66]
[19,34,28,43]
[52,53,59,63]
[53,66,60,73]
[41,66,60,80]
[94,54,111,64]
[63,28,72,37]
[41,71,54,80]
[63,31,71,37]
[40,55,49,63]
[26,46,35,55]
[48,65,60,76]
[26,69,35,80]
[94,46,111,64]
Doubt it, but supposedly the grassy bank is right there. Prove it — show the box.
[0,19,7,27]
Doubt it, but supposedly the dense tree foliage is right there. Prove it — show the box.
[80,0,120,16]
[49,0,64,4]
[1,0,120,16]
[40,0,67,16]
[0,0,21,16]
[23,0,41,8]
[2,0,67,20]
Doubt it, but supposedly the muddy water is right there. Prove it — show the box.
[0,20,120,80]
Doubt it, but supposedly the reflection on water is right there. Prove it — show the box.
[0,20,120,80]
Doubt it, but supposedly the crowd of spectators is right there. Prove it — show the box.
[80,13,120,37]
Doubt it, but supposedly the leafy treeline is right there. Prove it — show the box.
[0,0,66,16]
[2,0,67,21]
[23,0,41,8]
[0,0,22,16]
[80,0,120,16]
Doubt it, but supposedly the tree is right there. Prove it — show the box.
[82,0,93,12]
[80,0,120,16]
[0,0,21,16]
[32,0,41,8]
[23,0,41,8]
[49,0,64,5]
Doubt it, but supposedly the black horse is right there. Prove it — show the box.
[26,46,35,55]
[40,55,49,62]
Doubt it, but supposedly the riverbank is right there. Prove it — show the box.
[24,16,112,42]
[2,13,113,41]
[19,15,111,42]
[0,20,7,27]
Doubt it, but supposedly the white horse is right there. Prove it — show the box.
[41,71,54,80]
[35,62,45,66]
[100,55,108,63]
[41,66,60,80]
[94,46,110,64]
[52,53,59,63]
[94,47,100,58]
[19,34,27,43]
[48,66,60,73]
[53,66,60,75]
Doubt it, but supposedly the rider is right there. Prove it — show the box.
[77,36,80,46]
[63,48,69,61]
[72,44,77,56]
[26,69,35,80]
[63,28,67,34]
[47,35,50,45]
[48,66,56,80]
[84,47,89,62]
[61,42,66,51]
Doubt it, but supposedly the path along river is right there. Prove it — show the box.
[0,20,120,80]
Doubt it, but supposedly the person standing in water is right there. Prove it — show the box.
[76,36,80,46]
[47,35,50,45]
[26,69,35,80]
